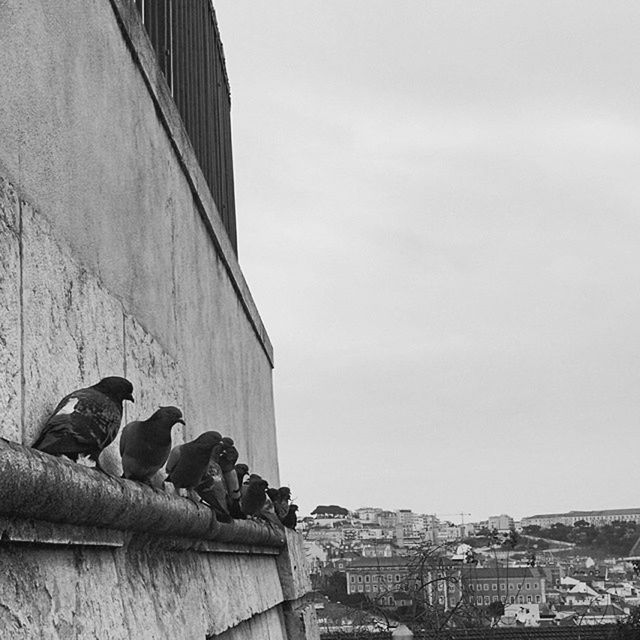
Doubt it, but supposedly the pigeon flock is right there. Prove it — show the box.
[32,376,297,530]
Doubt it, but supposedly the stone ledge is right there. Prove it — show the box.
[0,438,285,549]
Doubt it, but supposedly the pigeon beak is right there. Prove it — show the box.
[178,418,186,425]
[126,394,135,402]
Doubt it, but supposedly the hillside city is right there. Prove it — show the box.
[302,505,640,634]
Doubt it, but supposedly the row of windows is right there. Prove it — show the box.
[350,574,402,583]
[474,595,541,605]
[469,582,539,591]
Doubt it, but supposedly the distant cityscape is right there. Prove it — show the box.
[302,505,640,633]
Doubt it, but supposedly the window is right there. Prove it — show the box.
[525,583,530,590]
[387,575,393,583]
[517,584,522,589]
[438,583,444,591]
[517,596,523,603]
[448,584,455,592]
[484,584,489,591]
[358,585,363,593]
[492,584,497,591]
[372,575,378,583]
[493,596,498,602]
[534,583,538,589]
[501,596,506,603]
[527,595,532,603]
[365,575,370,583]
[365,585,370,592]
[350,576,355,583]
[477,596,483,605]
[469,584,474,591]
[509,584,514,591]
[499,584,505,591]
[535,595,540,603]
[484,596,490,604]
[438,596,444,604]
[510,596,515,604]
[395,574,401,582]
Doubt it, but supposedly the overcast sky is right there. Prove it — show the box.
[215,1,640,522]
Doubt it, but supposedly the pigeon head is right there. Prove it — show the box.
[278,487,291,501]
[152,406,185,427]
[93,377,135,403]
[236,463,249,476]
[249,476,268,491]
[266,488,279,501]
[290,504,299,513]
[221,436,234,446]
[193,430,223,450]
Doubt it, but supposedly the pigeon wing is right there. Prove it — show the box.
[33,387,122,456]
[165,445,182,479]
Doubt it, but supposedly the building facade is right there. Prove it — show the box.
[522,508,640,528]
[0,2,316,638]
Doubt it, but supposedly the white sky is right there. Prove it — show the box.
[215,1,640,522]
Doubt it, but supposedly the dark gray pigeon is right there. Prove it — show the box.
[33,376,134,466]
[282,504,298,530]
[120,406,185,485]
[165,431,223,499]
[240,474,268,517]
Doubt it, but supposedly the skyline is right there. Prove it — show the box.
[215,1,640,521]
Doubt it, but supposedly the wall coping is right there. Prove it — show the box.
[107,0,274,367]
[0,438,285,549]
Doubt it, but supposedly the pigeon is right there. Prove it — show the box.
[196,458,232,522]
[215,437,240,498]
[165,431,223,500]
[235,463,249,487]
[240,474,268,517]
[33,376,134,466]
[119,406,185,485]
[259,493,283,528]
[273,487,292,522]
[282,504,298,530]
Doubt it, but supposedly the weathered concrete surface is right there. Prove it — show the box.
[0,176,21,443]
[277,530,321,640]
[282,601,322,640]
[277,529,314,602]
[0,0,279,484]
[0,438,285,547]
[0,540,285,639]
[21,201,125,447]
[213,607,287,640]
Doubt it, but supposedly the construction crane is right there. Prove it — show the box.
[433,512,472,525]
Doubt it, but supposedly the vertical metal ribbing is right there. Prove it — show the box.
[133,1,237,253]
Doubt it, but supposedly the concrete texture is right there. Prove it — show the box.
[21,201,125,447]
[0,540,285,639]
[278,528,314,602]
[0,176,21,443]
[0,0,320,636]
[213,608,288,640]
[0,0,278,484]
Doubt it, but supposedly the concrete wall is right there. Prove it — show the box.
[0,1,320,638]
[0,0,278,481]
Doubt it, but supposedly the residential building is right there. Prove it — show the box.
[356,507,383,524]
[488,514,515,532]
[522,508,640,528]
[460,567,548,607]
